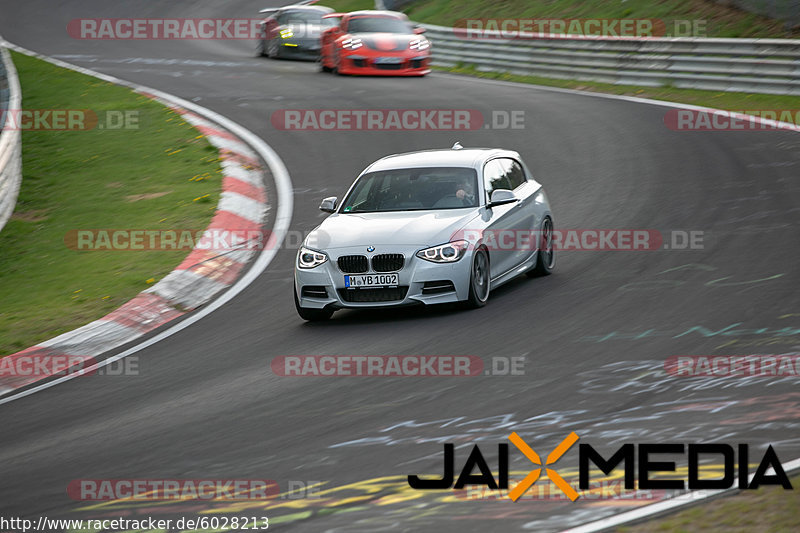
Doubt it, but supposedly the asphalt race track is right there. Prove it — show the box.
[1,1,799,531]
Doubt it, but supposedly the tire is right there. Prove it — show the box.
[294,285,334,321]
[465,248,490,308]
[256,40,267,57]
[333,50,344,75]
[267,38,280,59]
[320,58,332,73]
[528,217,555,277]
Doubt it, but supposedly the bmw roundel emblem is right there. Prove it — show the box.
[367,246,375,252]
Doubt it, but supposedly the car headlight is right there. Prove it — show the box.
[409,38,429,51]
[280,28,294,39]
[298,247,328,269]
[341,37,362,50]
[416,240,469,263]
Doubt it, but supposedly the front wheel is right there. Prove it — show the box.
[332,49,344,75]
[267,38,280,59]
[465,248,490,308]
[527,217,555,277]
[294,285,333,321]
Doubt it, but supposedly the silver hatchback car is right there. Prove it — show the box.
[294,145,554,320]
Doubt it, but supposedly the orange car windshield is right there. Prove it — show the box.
[347,16,412,34]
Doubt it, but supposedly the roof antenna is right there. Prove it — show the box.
[451,142,463,150]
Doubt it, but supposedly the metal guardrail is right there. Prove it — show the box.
[421,24,800,95]
[0,45,22,233]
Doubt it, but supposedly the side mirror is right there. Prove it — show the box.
[488,189,518,207]
[414,27,426,34]
[319,196,338,213]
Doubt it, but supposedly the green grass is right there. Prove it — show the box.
[322,0,797,38]
[0,51,222,355]
[405,0,796,38]
[618,474,800,532]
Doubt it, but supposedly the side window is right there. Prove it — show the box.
[345,175,380,211]
[500,158,527,189]
[350,180,372,206]
[482,160,512,202]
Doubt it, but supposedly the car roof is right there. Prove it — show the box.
[365,148,520,173]
[279,5,334,13]
[347,10,407,18]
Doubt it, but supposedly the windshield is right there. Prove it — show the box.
[340,167,479,213]
[347,16,412,34]
[280,11,334,25]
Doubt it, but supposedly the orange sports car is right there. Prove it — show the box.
[320,10,430,76]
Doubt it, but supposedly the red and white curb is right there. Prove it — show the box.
[141,97,269,310]
[0,42,292,399]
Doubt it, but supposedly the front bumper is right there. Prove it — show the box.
[295,245,471,310]
[277,38,322,60]
[338,53,430,75]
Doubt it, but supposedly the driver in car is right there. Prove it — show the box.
[455,179,476,206]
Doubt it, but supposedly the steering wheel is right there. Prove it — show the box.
[433,194,466,208]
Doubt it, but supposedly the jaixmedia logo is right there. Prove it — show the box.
[408,432,793,501]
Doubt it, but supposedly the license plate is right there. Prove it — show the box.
[374,57,403,64]
[344,273,399,288]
